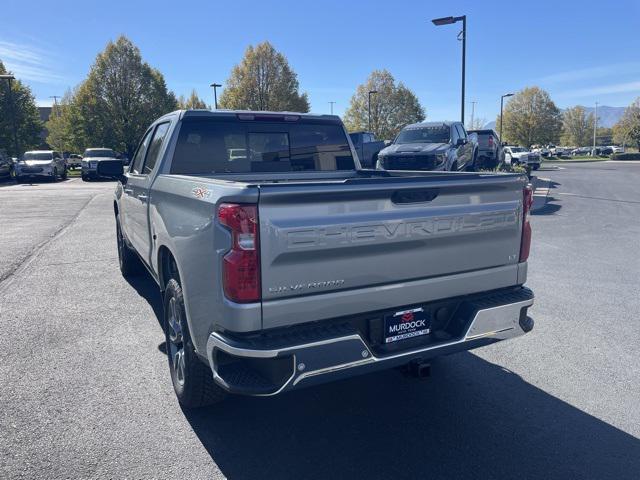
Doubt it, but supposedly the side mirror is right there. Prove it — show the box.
[456,138,466,146]
[384,140,392,147]
[96,159,125,181]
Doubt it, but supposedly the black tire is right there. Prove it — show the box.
[82,173,89,182]
[467,152,479,172]
[164,278,226,408]
[52,168,59,182]
[116,216,143,277]
[61,168,68,180]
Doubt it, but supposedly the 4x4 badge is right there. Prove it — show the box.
[191,185,211,199]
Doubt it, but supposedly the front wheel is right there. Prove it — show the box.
[164,278,227,408]
[61,168,68,180]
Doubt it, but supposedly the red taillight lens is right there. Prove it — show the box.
[488,136,494,147]
[519,185,533,262]
[218,203,260,303]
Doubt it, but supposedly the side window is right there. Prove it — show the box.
[130,129,153,174]
[455,125,466,140]
[143,122,171,175]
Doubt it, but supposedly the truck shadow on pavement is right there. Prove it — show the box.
[183,353,640,480]
[532,180,562,216]
[127,253,639,480]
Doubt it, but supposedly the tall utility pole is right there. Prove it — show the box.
[328,101,336,115]
[593,101,599,153]
[0,74,19,156]
[470,101,476,128]
[368,90,377,132]
[49,95,61,117]
[431,15,466,123]
[210,83,222,109]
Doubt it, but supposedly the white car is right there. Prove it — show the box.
[503,146,541,170]
[611,146,624,154]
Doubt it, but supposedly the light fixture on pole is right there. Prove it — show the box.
[210,83,222,109]
[432,15,466,123]
[500,93,514,141]
[0,74,19,156]
[368,90,378,132]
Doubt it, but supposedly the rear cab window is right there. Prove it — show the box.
[170,116,355,175]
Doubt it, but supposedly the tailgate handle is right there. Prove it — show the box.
[392,189,439,204]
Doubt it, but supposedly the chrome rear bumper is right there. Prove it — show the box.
[206,289,534,396]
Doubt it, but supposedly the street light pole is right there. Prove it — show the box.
[49,95,61,117]
[470,100,476,129]
[328,101,336,115]
[210,83,222,109]
[0,74,19,157]
[500,93,514,141]
[368,90,377,132]
[432,15,466,123]
[593,101,598,153]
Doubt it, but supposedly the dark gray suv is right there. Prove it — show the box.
[377,121,478,171]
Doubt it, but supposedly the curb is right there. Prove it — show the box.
[531,177,551,212]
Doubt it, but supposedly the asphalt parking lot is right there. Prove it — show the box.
[1,164,639,479]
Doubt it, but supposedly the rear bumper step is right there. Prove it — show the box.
[206,287,534,396]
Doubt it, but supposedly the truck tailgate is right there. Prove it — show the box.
[258,174,526,324]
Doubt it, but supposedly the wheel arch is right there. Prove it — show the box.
[158,245,180,292]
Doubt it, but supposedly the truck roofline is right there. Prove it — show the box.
[172,109,341,122]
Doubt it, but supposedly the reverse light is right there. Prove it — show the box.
[519,184,533,262]
[218,203,260,303]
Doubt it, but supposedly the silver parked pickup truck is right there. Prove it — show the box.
[106,110,535,408]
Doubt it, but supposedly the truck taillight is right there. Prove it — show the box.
[488,136,494,147]
[218,203,260,303]
[519,185,533,262]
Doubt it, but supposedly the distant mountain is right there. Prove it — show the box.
[578,105,625,128]
[482,105,625,130]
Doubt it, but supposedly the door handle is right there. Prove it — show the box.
[124,188,134,195]
[137,194,149,202]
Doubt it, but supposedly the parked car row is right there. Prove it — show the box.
[0,146,131,183]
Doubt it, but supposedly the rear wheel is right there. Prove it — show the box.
[164,278,226,408]
[116,216,143,277]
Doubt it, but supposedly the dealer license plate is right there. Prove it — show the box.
[384,307,431,344]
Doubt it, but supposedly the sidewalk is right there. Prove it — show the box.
[531,176,551,212]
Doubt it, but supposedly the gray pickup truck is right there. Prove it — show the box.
[104,110,535,408]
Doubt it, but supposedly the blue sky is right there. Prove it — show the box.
[2,0,640,123]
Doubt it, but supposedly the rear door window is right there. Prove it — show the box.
[143,122,170,174]
[170,118,355,174]
[130,129,153,174]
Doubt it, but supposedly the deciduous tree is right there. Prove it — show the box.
[496,87,561,147]
[343,70,425,140]
[0,60,43,156]
[219,42,309,112]
[613,98,640,149]
[47,36,177,156]
[178,90,209,109]
[561,106,594,146]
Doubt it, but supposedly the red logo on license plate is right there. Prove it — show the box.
[401,312,414,322]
